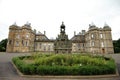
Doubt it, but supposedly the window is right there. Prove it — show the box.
[83,44,84,47]
[39,43,41,49]
[35,43,37,48]
[91,34,94,38]
[26,41,29,46]
[48,45,50,51]
[22,40,24,46]
[44,44,46,51]
[16,41,19,46]
[9,40,12,45]
[44,46,46,51]
[73,44,76,47]
[16,34,20,39]
[92,41,94,46]
[101,42,104,47]
[26,34,29,38]
[100,33,103,38]
[36,37,38,40]
[78,44,80,48]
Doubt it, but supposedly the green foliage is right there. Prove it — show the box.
[12,54,116,75]
[34,54,110,66]
[12,57,37,75]
[113,39,120,53]
[0,38,8,52]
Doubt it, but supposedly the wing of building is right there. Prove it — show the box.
[6,22,114,54]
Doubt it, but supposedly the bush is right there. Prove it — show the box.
[12,57,37,75]
[12,54,116,75]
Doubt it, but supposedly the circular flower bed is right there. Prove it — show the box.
[12,53,116,75]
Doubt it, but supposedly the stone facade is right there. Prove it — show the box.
[6,22,114,54]
[85,23,114,54]
[34,33,54,52]
[54,22,72,53]
[6,22,35,52]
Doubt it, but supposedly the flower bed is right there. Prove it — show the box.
[12,53,116,75]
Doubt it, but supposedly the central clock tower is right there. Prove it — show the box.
[54,22,72,53]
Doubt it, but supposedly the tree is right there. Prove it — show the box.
[113,38,120,53]
[0,39,8,52]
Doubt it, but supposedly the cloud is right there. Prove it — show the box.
[0,0,120,41]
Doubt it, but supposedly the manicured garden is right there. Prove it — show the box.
[12,53,116,75]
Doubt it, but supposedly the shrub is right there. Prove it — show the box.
[12,54,116,75]
[12,57,37,75]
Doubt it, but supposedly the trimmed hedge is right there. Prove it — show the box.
[12,54,116,75]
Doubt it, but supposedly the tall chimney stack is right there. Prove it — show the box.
[44,31,46,35]
[74,31,76,36]
[82,30,86,35]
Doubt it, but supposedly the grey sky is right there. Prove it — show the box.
[0,0,120,41]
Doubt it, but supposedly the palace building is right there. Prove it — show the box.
[6,22,114,54]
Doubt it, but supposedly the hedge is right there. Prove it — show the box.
[12,54,116,75]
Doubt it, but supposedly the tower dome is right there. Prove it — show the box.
[61,22,65,28]
[103,23,110,29]
[60,22,65,34]
[103,23,111,31]
[89,22,96,29]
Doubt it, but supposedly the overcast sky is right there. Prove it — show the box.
[0,0,120,41]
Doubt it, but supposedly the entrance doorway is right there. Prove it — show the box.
[102,48,105,54]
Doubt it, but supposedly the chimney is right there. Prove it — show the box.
[34,29,36,34]
[44,31,46,35]
[74,31,76,36]
[82,30,86,35]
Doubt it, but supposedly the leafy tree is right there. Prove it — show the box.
[113,38,120,53]
[0,38,8,52]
